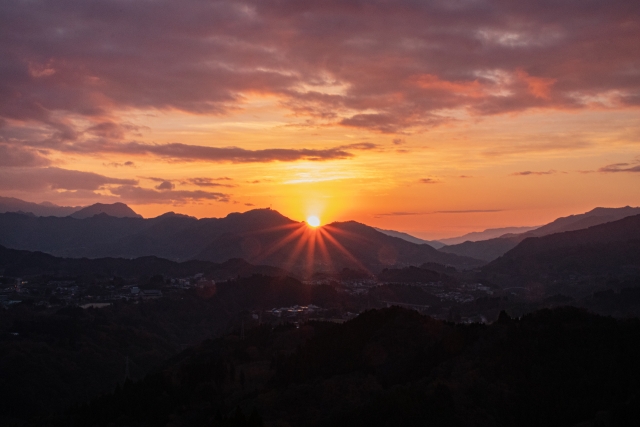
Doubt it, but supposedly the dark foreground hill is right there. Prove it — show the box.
[482,213,640,287]
[38,307,640,427]
[0,245,287,280]
[440,206,640,261]
[0,274,363,424]
[0,209,482,273]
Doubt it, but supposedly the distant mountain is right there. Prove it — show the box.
[0,196,81,217]
[440,206,640,262]
[374,227,445,248]
[0,245,287,280]
[0,209,483,274]
[482,214,640,284]
[69,202,142,219]
[439,225,539,246]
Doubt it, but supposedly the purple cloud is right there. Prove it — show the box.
[0,0,637,137]
[510,170,558,176]
[0,167,137,191]
[110,185,230,204]
[598,163,640,173]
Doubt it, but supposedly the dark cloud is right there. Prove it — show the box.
[419,178,439,184]
[85,122,142,140]
[392,139,405,145]
[598,163,640,173]
[337,142,379,150]
[244,203,255,206]
[0,167,137,191]
[155,181,175,190]
[510,170,557,176]
[104,161,135,168]
[110,185,230,204]
[0,144,51,167]
[0,0,637,135]
[66,140,356,163]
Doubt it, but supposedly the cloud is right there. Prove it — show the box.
[65,140,357,163]
[392,139,405,145]
[510,170,558,176]
[0,0,640,145]
[0,144,51,167]
[337,142,379,150]
[419,178,439,184]
[155,181,175,190]
[0,167,137,191]
[183,177,235,187]
[109,185,230,204]
[104,161,135,168]
[244,203,255,206]
[1,0,639,136]
[85,122,142,140]
[598,163,640,173]
[482,140,591,157]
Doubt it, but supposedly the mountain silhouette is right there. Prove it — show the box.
[438,225,539,246]
[0,244,287,279]
[482,213,640,283]
[0,196,80,217]
[373,227,445,248]
[0,208,482,273]
[69,202,142,219]
[440,206,640,261]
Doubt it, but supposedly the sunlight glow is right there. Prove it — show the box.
[307,215,321,227]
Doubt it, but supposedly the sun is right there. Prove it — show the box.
[306,215,321,227]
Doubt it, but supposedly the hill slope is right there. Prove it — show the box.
[69,202,142,219]
[0,245,287,279]
[439,225,539,245]
[440,206,640,261]
[373,227,444,248]
[483,214,640,283]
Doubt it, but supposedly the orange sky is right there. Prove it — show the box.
[1,1,639,239]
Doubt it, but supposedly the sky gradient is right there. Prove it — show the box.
[1,0,639,239]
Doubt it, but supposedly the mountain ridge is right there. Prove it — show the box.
[439,206,640,262]
[0,208,483,273]
[69,202,142,219]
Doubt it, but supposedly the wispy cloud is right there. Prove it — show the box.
[510,170,558,176]
[0,167,137,191]
[109,186,230,204]
[375,209,503,217]
[183,177,236,187]
[0,144,51,167]
[68,140,360,163]
[104,161,135,168]
[598,163,640,173]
